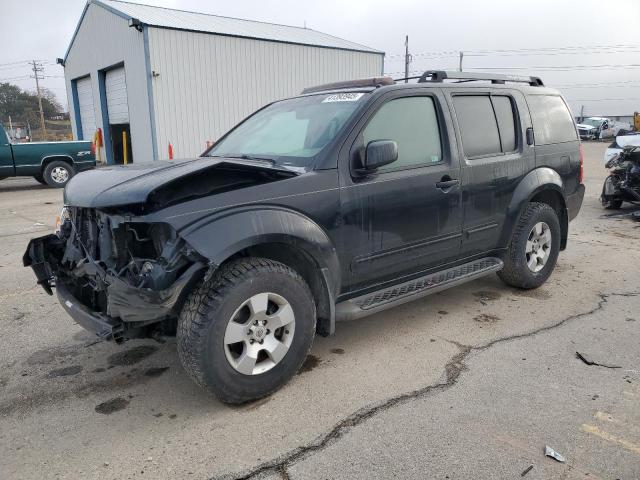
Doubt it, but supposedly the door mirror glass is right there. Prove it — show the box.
[364,140,398,171]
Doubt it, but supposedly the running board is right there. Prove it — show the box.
[335,257,503,321]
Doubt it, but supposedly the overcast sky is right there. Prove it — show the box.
[2,0,639,117]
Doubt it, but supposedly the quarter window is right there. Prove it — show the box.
[453,95,519,158]
[527,95,577,145]
[492,96,517,152]
[362,96,442,171]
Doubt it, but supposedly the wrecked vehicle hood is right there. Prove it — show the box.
[576,124,596,131]
[63,157,300,209]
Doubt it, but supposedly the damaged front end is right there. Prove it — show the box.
[24,207,207,341]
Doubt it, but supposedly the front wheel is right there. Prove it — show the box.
[498,202,561,289]
[33,174,47,185]
[177,258,316,404]
[43,161,75,188]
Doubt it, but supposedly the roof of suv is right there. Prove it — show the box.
[301,70,554,97]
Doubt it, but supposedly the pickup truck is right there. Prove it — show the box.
[576,117,632,141]
[0,123,95,187]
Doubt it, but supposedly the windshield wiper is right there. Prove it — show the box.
[211,154,276,164]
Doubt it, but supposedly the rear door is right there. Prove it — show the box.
[447,89,533,257]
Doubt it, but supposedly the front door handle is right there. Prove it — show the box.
[436,178,459,191]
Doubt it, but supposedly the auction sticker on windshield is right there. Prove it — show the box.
[322,93,364,103]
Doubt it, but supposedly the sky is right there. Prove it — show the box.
[1,0,639,118]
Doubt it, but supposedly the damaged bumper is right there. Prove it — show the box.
[24,232,206,339]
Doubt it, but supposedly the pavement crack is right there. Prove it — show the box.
[575,351,621,369]
[216,291,640,480]
[277,465,291,480]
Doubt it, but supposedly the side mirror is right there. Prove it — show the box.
[526,127,535,146]
[362,140,398,171]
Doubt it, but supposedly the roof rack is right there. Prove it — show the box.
[301,76,394,94]
[397,70,544,87]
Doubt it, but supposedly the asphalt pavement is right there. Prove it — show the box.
[0,141,638,479]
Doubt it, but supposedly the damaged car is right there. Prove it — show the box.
[25,71,585,403]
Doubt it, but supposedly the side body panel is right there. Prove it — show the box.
[11,141,95,176]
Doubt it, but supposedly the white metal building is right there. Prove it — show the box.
[63,0,384,164]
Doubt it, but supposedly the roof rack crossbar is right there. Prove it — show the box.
[412,70,544,87]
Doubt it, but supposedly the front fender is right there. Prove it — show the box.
[178,206,340,293]
[500,168,567,247]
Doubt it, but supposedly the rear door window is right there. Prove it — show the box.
[527,95,577,145]
[453,96,501,158]
[453,94,519,158]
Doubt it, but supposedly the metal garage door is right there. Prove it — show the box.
[105,67,129,124]
[76,76,96,140]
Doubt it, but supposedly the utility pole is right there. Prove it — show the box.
[404,35,411,83]
[579,105,585,123]
[459,51,464,72]
[30,60,47,140]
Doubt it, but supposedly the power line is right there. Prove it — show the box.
[0,75,32,82]
[386,44,640,59]
[565,98,640,102]
[465,64,640,71]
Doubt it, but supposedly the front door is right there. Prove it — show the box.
[0,127,14,177]
[339,91,463,293]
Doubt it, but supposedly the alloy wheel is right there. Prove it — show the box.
[223,292,295,375]
[526,221,552,273]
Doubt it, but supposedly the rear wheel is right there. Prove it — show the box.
[43,161,74,188]
[177,257,316,404]
[498,202,561,289]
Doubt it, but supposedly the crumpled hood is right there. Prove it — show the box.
[64,157,298,209]
[576,124,596,131]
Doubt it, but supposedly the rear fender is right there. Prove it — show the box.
[500,168,567,249]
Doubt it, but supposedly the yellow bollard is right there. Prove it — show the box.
[122,130,128,165]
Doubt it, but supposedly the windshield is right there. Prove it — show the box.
[208,92,366,167]
[581,118,602,127]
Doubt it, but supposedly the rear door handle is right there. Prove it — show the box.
[436,178,459,190]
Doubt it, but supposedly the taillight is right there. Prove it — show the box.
[90,142,96,155]
[579,143,584,183]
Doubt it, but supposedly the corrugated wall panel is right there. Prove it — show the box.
[105,67,130,124]
[64,3,153,162]
[76,76,96,139]
[148,28,383,159]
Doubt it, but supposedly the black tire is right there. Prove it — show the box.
[33,174,47,185]
[602,197,623,209]
[43,161,74,188]
[498,202,561,289]
[177,257,316,404]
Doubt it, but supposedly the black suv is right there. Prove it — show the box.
[25,71,585,403]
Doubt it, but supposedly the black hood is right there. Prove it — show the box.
[64,157,300,209]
